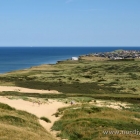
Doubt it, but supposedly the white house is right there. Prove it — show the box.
[71,57,78,60]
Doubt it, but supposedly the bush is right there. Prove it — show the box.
[40,117,51,123]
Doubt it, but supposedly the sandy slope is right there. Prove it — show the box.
[0,86,59,94]
[0,97,69,139]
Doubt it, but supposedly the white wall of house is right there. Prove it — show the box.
[71,57,78,60]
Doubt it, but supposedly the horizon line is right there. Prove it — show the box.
[0,46,140,47]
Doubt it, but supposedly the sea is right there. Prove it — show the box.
[0,46,140,73]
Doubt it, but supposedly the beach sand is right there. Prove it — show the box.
[0,86,60,94]
[0,96,69,139]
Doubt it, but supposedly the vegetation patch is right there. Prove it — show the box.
[40,117,51,123]
[52,105,140,140]
[0,102,15,111]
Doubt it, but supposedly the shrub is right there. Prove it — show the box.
[40,117,51,123]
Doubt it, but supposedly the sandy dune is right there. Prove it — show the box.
[0,96,69,139]
[90,100,130,110]
[0,86,59,94]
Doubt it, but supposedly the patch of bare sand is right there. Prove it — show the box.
[90,100,130,110]
[0,97,69,140]
[0,86,59,94]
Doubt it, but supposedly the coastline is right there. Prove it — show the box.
[0,48,140,140]
[0,46,140,74]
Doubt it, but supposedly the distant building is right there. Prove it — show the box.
[71,57,78,60]
[110,57,123,60]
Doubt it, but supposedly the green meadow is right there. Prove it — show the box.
[0,57,140,140]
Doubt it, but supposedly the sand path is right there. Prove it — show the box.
[0,86,59,94]
[0,97,69,139]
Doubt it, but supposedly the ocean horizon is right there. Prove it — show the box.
[0,46,140,73]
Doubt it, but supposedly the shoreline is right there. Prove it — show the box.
[0,56,77,74]
[0,46,140,74]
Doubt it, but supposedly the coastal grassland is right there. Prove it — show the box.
[0,91,140,104]
[1,59,140,95]
[0,59,140,105]
[52,104,140,140]
[0,102,56,140]
[0,57,140,140]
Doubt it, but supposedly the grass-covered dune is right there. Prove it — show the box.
[52,104,140,140]
[0,102,55,140]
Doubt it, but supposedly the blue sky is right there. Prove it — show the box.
[0,0,140,46]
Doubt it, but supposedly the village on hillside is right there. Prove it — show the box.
[80,49,140,60]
